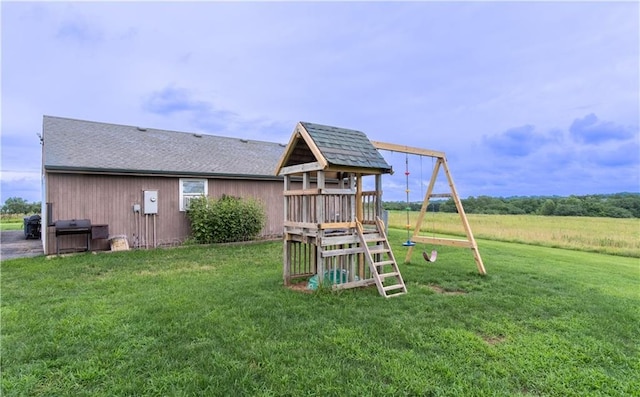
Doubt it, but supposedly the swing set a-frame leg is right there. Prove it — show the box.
[403,156,486,275]
[369,140,486,275]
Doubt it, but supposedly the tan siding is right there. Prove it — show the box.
[45,173,285,255]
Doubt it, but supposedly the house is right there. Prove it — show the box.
[41,115,287,255]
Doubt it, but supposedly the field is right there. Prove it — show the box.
[0,215,25,231]
[387,211,640,257]
[1,222,638,396]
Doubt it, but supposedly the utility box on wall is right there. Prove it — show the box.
[143,190,158,214]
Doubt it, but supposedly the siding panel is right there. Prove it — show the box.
[45,173,285,255]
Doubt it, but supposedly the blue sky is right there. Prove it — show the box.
[2,1,638,204]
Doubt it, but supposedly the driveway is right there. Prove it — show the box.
[1,230,44,261]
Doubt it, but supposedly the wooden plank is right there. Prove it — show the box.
[378,272,399,280]
[284,221,319,229]
[285,232,319,242]
[383,284,405,292]
[332,278,377,290]
[321,246,365,257]
[321,188,356,195]
[324,165,387,175]
[368,245,389,254]
[278,161,324,176]
[371,140,446,158]
[283,188,321,196]
[363,234,385,242]
[412,235,474,248]
[321,234,359,246]
[439,157,487,274]
[319,221,356,230]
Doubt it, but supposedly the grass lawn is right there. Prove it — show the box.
[1,229,639,396]
[0,220,23,231]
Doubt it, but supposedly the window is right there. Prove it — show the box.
[180,178,208,211]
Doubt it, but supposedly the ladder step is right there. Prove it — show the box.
[379,272,399,280]
[383,284,405,292]
[374,260,395,267]
[364,234,385,242]
[369,246,390,254]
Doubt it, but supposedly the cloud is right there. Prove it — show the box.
[585,141,640,167]
[0,172,41,203]
[56,16,104,44]
[482,125,557,157]
[142,86,211,115]
[569,113,637,144]
[141,85,291,142]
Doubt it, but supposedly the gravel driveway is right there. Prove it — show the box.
[1,230,44,261]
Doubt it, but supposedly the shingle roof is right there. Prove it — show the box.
[300,122,392,171]
[43,116,286,178]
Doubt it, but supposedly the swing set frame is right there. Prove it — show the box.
[371,141,487,275]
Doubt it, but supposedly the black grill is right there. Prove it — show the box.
[55,219,92,254]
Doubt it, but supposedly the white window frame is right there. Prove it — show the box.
[179,178,208,211]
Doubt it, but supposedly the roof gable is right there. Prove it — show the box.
[275,121,392,175]
[43,116,286,178]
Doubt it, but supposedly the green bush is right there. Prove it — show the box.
[186,195,266,244]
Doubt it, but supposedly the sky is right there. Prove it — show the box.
[2,1,639,204]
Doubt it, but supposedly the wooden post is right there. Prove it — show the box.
[355,174,365,278]
[283,175,291,285]
[316,171,325,285]
[441,156,487,275]
[375,173,383,220]
[302,172,309,223]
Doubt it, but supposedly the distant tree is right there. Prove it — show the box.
[439,198,458,213]
[512,197,543,214]
[539,199,556,215]
[28,202,42,214]
[553,196,586,216]
[601,206,633,218]
[607,194,640,218]
[581,196,606,217]
[1,197,31,215]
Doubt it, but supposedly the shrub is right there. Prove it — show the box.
[186,195,266,244]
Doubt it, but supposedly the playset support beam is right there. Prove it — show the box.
[371,141,487,275]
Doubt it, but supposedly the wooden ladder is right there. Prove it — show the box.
[356,217,407,298]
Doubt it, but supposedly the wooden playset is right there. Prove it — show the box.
[274,122,486,298]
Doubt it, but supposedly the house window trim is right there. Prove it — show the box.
[179,178,208,211]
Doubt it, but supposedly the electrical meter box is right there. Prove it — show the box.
[143,190,158,214]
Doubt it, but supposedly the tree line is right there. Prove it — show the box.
[1,197,41,215]
[383,193,640,218]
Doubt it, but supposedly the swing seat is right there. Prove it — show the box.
[423,250,437,262]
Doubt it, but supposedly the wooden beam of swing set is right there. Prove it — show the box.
[370,140,446,159]
[370,139,487,275]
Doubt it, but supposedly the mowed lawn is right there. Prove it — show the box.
[1,229,638,396]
